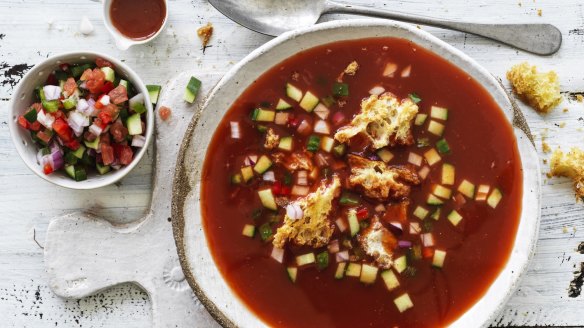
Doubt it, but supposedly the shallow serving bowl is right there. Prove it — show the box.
[172,19,541,327]
[9,51,154,190]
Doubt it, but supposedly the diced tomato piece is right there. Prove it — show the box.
[93,118,107,130]
[100,133,111,145]
[422,247,434,259]
[95,57,114,68]
[98,110,113,125]
[159,106,171,121]
[280,186,291,196]
[18,116,29,129]
[101,81,115,94]
[80,68,92,81]
[101,143,115,165]
[46,73,58,86]
[63,77,78,96]
[110,120,128,143]
[37,130,53,144]
[271,181,282,195]
[287,114,300,127]
[84,131,98,142]
[53,110,65,120]
[31,103,43,112]
[116,145,133,165]
[29,121,41,131]
[85,68,106,94]
[383,201,409,224]
[98,104,118,125]
[59,63,70,72]
[64,139,80,150]
[108,85,128,104]
[53,118,73,142]
[94,100,104,109]
[43,163,54,175]
[356,207,369,220]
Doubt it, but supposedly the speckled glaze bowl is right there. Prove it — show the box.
[9,51,154,189]
[171,19,541,328]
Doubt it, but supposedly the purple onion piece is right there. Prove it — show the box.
[398,240,413,248]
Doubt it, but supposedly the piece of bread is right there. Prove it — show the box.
[550,147,584,199]
[506,62,562,113]
[357,216,397,269]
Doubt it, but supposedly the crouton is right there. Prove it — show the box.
[550,147,584,199]
[264,128,280,149]
[273,176,341,248]
[358,216,397,269]
[344,61,359,76]
[347,154,420,201]
[506,62,562,113]
[272,151,313,172]
[334,93,418,149]
[197,22,213,49]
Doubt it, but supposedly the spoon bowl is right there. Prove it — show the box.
[208,0,562,55]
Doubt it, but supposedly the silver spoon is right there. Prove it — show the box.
[208,0,562,55]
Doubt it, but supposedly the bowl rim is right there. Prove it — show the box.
[171,19,541,328]
[8,51,154,190]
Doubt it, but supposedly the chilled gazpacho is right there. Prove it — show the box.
[201,38,522,327]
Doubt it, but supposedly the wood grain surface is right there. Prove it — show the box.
[1,0,583,326]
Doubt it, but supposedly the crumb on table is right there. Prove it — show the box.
[577,94,583,103]
[197,22,213,48]
[506,62,562,113]
[550,147,584,199]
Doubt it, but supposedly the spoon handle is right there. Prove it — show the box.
[324,1,562,55]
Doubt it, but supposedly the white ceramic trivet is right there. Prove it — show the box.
[44,71,221,328]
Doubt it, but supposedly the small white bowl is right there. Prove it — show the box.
[102,0,168,50]
[8,51,154,190]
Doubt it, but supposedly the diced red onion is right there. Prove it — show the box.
[388,222,403,236]
[230,121,241,139]
[327,240,340,254]
[418,166,430,180]
[335,250,349,262]
[243,155,257,166]
[89,123,103,136]
[398,240,412,248]
[111,164,122,170]
[132,135,146,147]
[270,247,285,263]
[87,148,96,157]
[332,112,346,126]
[37,110,55,130]
[401,65,412,78]
[313,120,330,135]
[297,120,312,135]
[369,85,385,95]
[315,153,329,167]
[99,94,110,105]
[409,222,421,235]
[43,85,61,101]
[297,170,308,186]
[454,193,467,207]
[335,218,348,232]
[51,150,64,170]
[262,171,275,182]
[68,111,89,136]
[86,98,97,116]
[408,152,422,166]
[49,141,62,155]
[274,112,289,125]
[313,103,330,120]
[383,62,398,77]
[40,154,51,168]
[291,185,309,196]
[77,98,89,112]
[285,203,303,220]
[421,233,435,247]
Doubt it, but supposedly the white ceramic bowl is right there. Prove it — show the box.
[9,51,154,190]
[172,20,541,328]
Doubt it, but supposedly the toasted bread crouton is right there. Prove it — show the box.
[273,176,341,248]
[264,128,280,149]
[347,154,420,201]
[272,151,313,172]
[550,147,584,199]
[358,216,397,269]
[506,62,562,113]
[334,93,418,149]
[344,61,359,76]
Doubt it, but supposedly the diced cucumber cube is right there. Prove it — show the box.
[84,136,100,150]
[447,210,463,226]
[127,113,143,135]
[184,76,202,103]
[64,152,78,165]
[296,253,315,266]
[286,83,303,102]
[441,163,455,185]
[360,264,378,284]
[426,194,443,205]
[71,145,86,159]
[119,79,128,89]
[432,250,447,268]
[278,136,293,151]
[96,163,111,175]
[146,85,162,105]
[431,208,441,221]
[242,224,255,238]
[345,263,361,277]
[414,113,427,126]
[241,166,254,182]
[423,148,441,166]
[74,167,87,181]
[251,108,275,122]
[129,93,147,114]
[393,255,407,274]
[276,98,292,110]
[381,270,400,291]
[286,267,298,283]
[348,209,359,237]
[377,148,393,163]
[24,109,37,123]
[253,155,272,174]
[334,262,347,279]
[458,179,475,198]
[100,67,115,82]
[258,188,277,210]
[299,91,319,112]
[487,188,503,208]
[431,106,448,120]
[413,206,429,220]
[64,165,76,179]
[394,293,414,313]
[428,120,445,136]
[42,100,60,113]
[62,96,77,110]
[433,185,452,199]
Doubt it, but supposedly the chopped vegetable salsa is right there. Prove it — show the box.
[201,38,523,327]
[17,58,149,181]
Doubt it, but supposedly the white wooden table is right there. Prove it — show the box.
[1,0,583,326]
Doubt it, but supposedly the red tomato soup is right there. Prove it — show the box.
[201,38,522,328]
